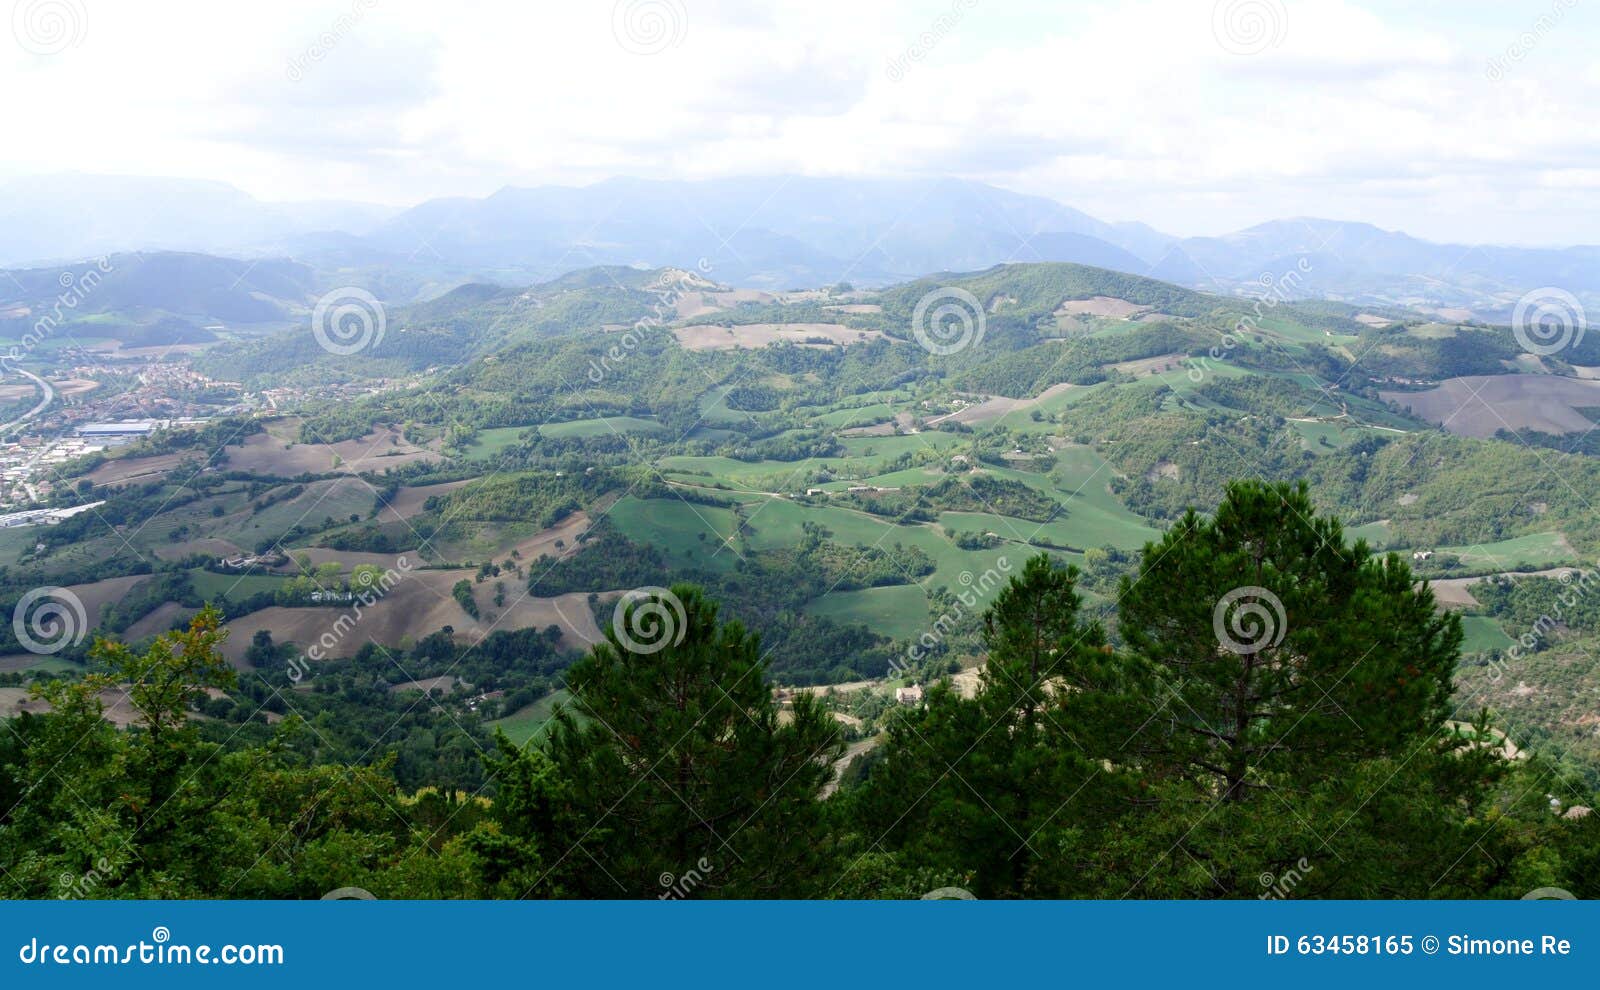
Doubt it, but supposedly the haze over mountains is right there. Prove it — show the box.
[0,174,397,267]
[4,173,1595,318]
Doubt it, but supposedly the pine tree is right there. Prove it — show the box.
[544,585,842,897]
[1115,479,1460,802]
[849,555,1124,896]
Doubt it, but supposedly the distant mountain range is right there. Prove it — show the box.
[2,174,1595,318]
[0,252,321,347]
[0,174,397,267]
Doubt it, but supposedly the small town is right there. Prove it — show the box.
[0,352,408,509]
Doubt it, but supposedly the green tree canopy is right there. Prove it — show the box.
[544,584,843,897]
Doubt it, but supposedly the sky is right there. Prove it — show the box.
[2,0,1597,245]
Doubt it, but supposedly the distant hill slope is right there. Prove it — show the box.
[194,264,714,381]
[0,251,320,347]
[1160,218,1600,317]
[876,262,1214,323]
[5,174,1595,319]
[200,259,1341,389]
[355,176,1174,288]
[353,178,1600,314]
[0,174,397,267]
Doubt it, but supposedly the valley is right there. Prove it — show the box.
[8,0,1600,920]
[3,257,1599,792]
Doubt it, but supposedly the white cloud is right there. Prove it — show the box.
[1,0,1596,244]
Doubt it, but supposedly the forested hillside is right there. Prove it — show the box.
[6,259,1600,902]
[3,485,1596,899]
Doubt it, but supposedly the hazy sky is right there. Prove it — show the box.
[3,0,1596,244]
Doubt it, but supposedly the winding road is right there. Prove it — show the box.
[0,367,54,436]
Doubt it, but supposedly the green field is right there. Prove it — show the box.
[897,448,1161,553]
[488,689,572,747]
[1433,532,1575,573]
[697,385,753,427]
[743,499,890,550]
[1256,314,1361,348]
[0,527,41,566]
[1459,614,1514,655]
[658,429,965,495]
[805,585,930,640]
[838,466,945,491]
[209,478,374,548]
[1289,420,1352,452]
[426,519,546,563]
[1347,520,1396,548]
[609,495,741,572]
[738,498,1021,596]
[540,416,667,439]
[809,403,899,428]
[836,432,963,460]
[188,568,287,598]
[657,455,812,492]
[461,426,529,461]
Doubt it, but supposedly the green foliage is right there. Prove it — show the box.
[544,585,844,896]
[9,251,1600,900]
[1353,325,1600,380]
[96,572,198,634]
[1116,481,1460,798]
[847,555,1118,896]
[2,508,1597,899]
[955,324,1209,396]
[122,416,265,459]
[1197,375,1333,418]
[838,473,1061,524]
[1473,571,1600,641]
[844,491,1573,899]
[528,523,672,596]
[450,578,480,619]
[426,469,625,526]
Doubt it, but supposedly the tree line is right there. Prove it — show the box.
[1,481,1595,899]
